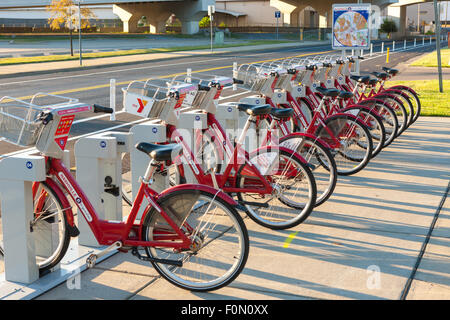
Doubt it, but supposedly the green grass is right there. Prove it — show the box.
[410,47,450,68]
[385,80,450,116]
[0,40,292,66]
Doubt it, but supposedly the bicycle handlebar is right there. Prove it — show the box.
[197,84,211,91]
[93,104,114,114]
[287,69,297,75]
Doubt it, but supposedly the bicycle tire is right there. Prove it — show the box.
[279,134,337,206]
[383,89,414,128]
[32,182,71,275]
[341,106,386,158]
[389,85,421,124]
[236,147,317,229]
[315,113,373,175]
[373,94,408,136]
[141,188,249,292]
[357,99,399,148]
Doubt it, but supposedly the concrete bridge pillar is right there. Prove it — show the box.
[180,20,200,34]
[173,0,214,34]
[385,4,408,39]
[113,3,171,34]
[113,0,214,34]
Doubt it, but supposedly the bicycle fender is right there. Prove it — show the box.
[44,178,79,237]
[279,132,333,150]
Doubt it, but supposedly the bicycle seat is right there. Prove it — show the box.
[382,67,399,76]
[368,78,379,86]
[136,143,182,162]
[371,72,389,80]
[350,75,370,84]
[237,103,272,116]
[338,91,354,99]
[270,107,294,120]
[306,65,317,71]
[316,86,340,97]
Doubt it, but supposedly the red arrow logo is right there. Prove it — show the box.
[137,98,148,113]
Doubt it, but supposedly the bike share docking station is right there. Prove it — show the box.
[0,94,124,299]
[122,78,209,206]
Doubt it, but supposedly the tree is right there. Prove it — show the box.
[199,16,210,28]
[47,0,96,56]
[379,19,398,39]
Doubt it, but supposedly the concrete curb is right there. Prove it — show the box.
[0,41,329,79]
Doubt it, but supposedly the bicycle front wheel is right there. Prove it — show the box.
[32,182,71,275]
[141,189,249,292]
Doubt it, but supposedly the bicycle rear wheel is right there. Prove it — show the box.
[279,134,337,206]
[375,94,408,136]
[383,89,414,128]
[341,106,385,158]
[141,189,249,292]
[359,100,399,148]
[389,85,421,124]
[315,114,373,175]
[236,148,317,229]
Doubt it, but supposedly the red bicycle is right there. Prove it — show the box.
[121,77,317,230]
[0,97,249,292]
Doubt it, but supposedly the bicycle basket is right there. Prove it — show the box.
[234,64,276,97]
[172,74,234,113]
[123,79,197,126]
[0,97,48,147]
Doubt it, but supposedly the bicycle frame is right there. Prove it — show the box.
[34,156,234,250]
[167,113,276,195]
[265,87,349,150]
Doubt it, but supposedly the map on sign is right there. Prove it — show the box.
[332,3,371,50]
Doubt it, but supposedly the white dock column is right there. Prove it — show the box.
[0,155,46,283]
[74,132,132,247]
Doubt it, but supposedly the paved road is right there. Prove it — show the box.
[0,36,245,58]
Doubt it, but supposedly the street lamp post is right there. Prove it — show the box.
[78,0,83,66]
[433,0,443,92]
[208,5,215,53]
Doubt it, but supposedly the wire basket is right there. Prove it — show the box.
[123,78,197,125]
[234,63,277,97]
[170,74,233,113]
[0,93,80,147]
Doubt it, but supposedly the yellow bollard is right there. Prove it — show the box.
[386,47,390,63]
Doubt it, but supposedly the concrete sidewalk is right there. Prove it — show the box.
[0,40,328,78]
[35,116,450,300]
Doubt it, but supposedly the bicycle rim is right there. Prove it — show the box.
[142,189,248,291]
[279,135,337,206]
[32,182,70,273]
[316,114,373,175]
[237,148,317,229]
